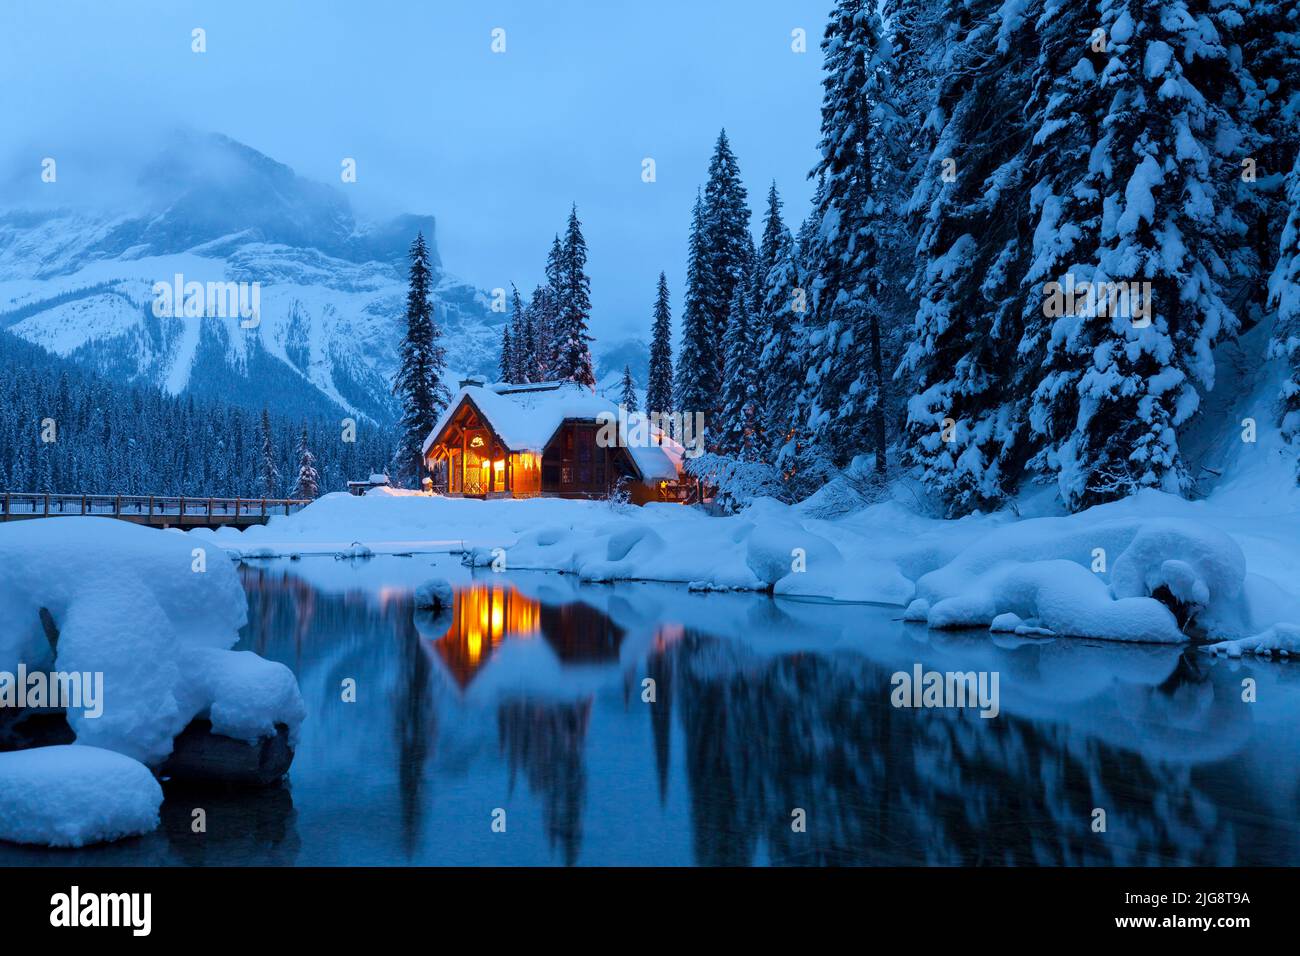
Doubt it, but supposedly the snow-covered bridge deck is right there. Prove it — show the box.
[0,492,312,529]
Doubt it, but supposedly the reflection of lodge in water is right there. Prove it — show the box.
[427,585,626,688]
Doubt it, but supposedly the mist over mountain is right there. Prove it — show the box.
[0,132,503,425]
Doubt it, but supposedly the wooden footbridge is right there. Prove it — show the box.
[0,492,313,529]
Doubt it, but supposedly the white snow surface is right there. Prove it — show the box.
[0,745,162,847]
[0,517,304,764]
[207,477,1300,644]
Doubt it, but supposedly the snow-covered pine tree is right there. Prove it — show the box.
[718,276,760,459]
[1047,0,1243,508]
[552,208,596,387]
[392,232,452,487]
[1270,152,1300,463]
[259,407,279,497]
[676,192,713,417]
[526,284,553,381]
[294,424,320,499]
[798,0,901,479]
[543,233,567,378]
[1015,0,1110,491]
[896,0,1037,516]
[509,283,530,382]
[1237,0,1300,325]
[700,130,752,421]
[646,272,674,416]
[755,183,805,466]
[499,323,515,383]
[621,365,639,413]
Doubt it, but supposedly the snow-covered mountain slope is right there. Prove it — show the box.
[0,133,503,425]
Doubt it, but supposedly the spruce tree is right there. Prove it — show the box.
[676,192,713,416]
[718,277,760,459]
[526,285,553,382]
[259,407,280,497]
[1238,0,1300,324]
[646,272,675,415]
[1053,0,1242,507]
[700,130,752,420]
[755,183,805,465]
[1016,0,1109,493]
[510,283,533,382]
[542,234,566,375]
[294,424,320,499]
[798,0,899,477]
[621,365,639,413]
[499,323,515,383]
[896,0,1036,515]
[553,204,596,387]
[1270,151,1300,464]
[392,232,451,487]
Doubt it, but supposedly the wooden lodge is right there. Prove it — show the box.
[421,380,686,504]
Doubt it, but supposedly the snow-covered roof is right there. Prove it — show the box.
[422,380,682,482]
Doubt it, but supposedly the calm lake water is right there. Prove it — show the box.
[6,554,1300,866]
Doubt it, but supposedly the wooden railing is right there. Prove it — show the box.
[0,492,314,523]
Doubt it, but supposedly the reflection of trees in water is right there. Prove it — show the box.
[671,632,1254,866]
[160,783,300,866]
[497,698,592,866]
[393,600,436,859]
[647,645,673,805]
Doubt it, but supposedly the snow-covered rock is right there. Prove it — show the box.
[0,746,162,847]
[414,578,454,610]
[1206,623,1300,659]
[0,517,304,766]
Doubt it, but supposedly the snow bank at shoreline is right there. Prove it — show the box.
[0,746,161,847]
[0,518,305,845]
[206,486,1300,644]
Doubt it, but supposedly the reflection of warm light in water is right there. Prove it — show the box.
[653,623,686,651]
[490,586,505,640]
[429,585,542,688]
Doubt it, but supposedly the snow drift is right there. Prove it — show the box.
[0,517,305,845]
[0,745,162,847]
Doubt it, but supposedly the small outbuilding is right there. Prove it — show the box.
[346,473,391,496]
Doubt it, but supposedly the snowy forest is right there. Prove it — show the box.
[0,329,395,499]
[480,0,1300,516]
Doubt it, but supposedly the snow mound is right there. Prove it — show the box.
[415,578,454,610]
[0,746,161,847]
[176,647,306,745]
[334,541,374,560]
[0,518,303,765]
[925,559,1182,642]
[1205,623,1300,659]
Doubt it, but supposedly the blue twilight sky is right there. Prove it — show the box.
[0,0,826,342]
